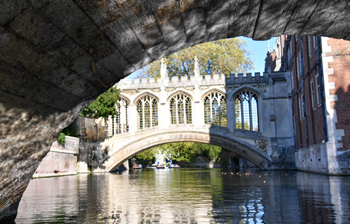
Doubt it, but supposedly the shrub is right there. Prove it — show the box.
[57,133,65,145]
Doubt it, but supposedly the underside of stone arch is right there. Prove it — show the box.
[1,0,350,222]
[103,128,271,172]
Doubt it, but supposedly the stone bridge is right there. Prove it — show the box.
[96,60,295,171]
[2,0,350,222]
[102,125,273,171]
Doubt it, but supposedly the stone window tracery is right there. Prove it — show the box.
[234,90,259,131]
[170,93,192,124]
[137,95,158,129]
[111,98,129,135]
[204,92,227,127]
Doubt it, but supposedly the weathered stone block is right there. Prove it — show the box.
[0,0,29,26]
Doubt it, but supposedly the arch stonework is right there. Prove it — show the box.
[201,88,227,102]
[230,86,262,102]
[102,126,272,172]
[166,89,195,103]
[118,94,131,104]
[132,91,160,106]
[1,1,350,222]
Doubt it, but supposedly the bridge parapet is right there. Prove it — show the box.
[117,73,226,91]
[117,72,271,91]
[226,72,269,85]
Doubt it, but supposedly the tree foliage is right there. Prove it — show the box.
[135,142,222,164]
[137,38,253,79]
[62,121,78,137]
[80,86,120,119]
[57,133,65,145]
[135,148,159,161]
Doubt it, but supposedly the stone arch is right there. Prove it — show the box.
[201,89,227,127]
[232,87,261,132]
[200,88,226,102]
[132,91,160,106]
[134,93,159,130]
[103,128,271,172]
[118,94,131,104]
[166,90,194,103]
[231,86,262,102]
[112,95,131,135]
[168,91,194,125]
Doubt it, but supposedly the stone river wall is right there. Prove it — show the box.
[33,136,79,178]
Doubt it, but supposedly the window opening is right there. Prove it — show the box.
[234,90,259,131]
[170,93,192,124]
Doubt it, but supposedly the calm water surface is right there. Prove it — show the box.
[16,168,350,223]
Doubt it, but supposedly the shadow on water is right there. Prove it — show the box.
[15,169,350,224]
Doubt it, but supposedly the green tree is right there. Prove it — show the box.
[160,142,198,162]
[135,149,157,161]
[134,142,222,165]
[137,38,253,79]
[80,86,120,119]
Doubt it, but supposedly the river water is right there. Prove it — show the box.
[16,168,350,224]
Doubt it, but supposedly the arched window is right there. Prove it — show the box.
[111,98,129,135]
[137,95,158,129]
[170,93,192,124]
[234,90,259,131]
[204,92,227,127]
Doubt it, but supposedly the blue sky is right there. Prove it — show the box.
[126,37,275,79]
[238,36,276,74]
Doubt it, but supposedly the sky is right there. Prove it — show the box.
[239,36,276,74]
[126,37,276,79]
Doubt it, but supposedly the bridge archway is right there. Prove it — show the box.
[102,126,271,172]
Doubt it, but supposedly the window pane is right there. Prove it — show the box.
[235,97,242,129]
[203,92,226,126]
[220,97,227,127]
[178,99,184,124]
[186,98,192,124]
[152,99,158,126]
[170,99,176,124]
[204,97,211,124]
[235,91,258,131]
[137,101,143,129]
[170,93,192,124]
[243,96,250,130]
[145,101,150,128]
[212,98,219,125]
[137,96,158,129]
[251,96,258,131]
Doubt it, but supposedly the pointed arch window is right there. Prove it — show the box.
[170,93,192,124]
[137,95,158,129]
[234,90,259,131]
[110,98,129,136]
[204,92,227,127]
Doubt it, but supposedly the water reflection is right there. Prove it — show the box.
[16,169,350,223]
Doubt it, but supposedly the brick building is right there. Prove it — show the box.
[268,35,350,174]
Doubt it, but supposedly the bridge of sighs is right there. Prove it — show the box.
[98,59,295,171]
